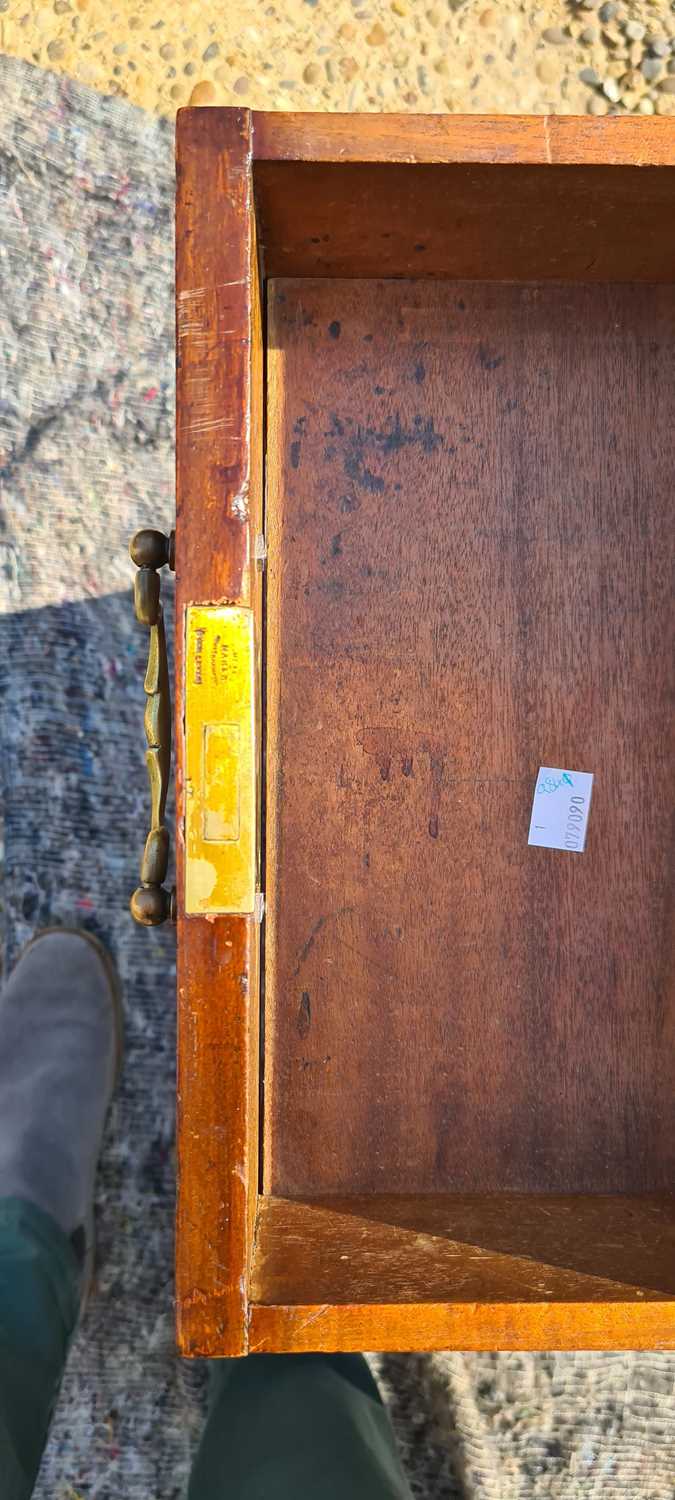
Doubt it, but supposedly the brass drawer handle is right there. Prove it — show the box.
[129,528,176,926]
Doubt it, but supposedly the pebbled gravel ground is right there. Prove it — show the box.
[2,0,675,120]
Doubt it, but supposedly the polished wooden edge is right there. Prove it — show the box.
[247,1300,675,1354]
[247,110,675,167]
[175,103,261,1360]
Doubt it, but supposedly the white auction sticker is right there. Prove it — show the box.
[527,767,594,853]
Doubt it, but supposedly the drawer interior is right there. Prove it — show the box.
[263,274,674,1200]
[176,113,675,1355]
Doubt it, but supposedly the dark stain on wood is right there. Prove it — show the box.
[297,991,311,1038]
[478,343,505,371]
[265,274,675,1199]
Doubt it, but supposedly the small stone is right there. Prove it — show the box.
[587,93,608,113]
[233,75,250,94]
[629,40,643,66]
[159,43,175,60]
[624,19,645,41]
[641,56,663,81]
[621,67,645,91]
[602,25,623,47]
[669,57,675,73]
[339,55,359,79]
[602,75,621,100]
[542,25,567,44]
[620,90,640,109]
[391,0,407,11]
[478,7,496,25]
[112,41,127,55]
[659,75,675,91]
[599,1,616,19]
[426,6,440,23]
[46,38,66,60]
[203,42,219,61]
[580,26,598,44]
[54,0,71,12]
[579,65,601,85]
[650,38,671,57]
[434,56,448,74]
[580,0,600,8]
[638,95,655,112]
[303,61,322,83]
[366,22,387,44]
[183,62,196,76]
[339,21,356,37]
[536,56,559,83]
[189,79,216,105]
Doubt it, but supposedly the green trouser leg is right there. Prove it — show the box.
[0,1196,80,1500]
[188,1352,413,1500]
[0,1195,412,1499]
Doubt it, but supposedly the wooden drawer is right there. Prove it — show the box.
[174,108,675,1357]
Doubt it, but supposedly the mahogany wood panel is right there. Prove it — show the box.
[253,158,675,282]
[248,1299,675,1355]
[251,1196,675,1305]
[251,113,675,283]
[253,110,675,167]
[175,106,262,1357]
[249,1194,675,1352]
[264,276,675,1201]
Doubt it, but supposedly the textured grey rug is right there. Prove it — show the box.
[0,54,673,1500]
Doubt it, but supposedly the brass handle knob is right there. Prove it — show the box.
[129,528,176,926]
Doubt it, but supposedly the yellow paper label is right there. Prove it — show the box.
[184,606,256,915]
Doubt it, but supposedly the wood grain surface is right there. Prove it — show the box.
[253,110,675,167]
[248,1193,675,1354]
[175,107,675,1357]
[248,1298,675,1355]
[251,113,675,282]
[252,132,675,282]
[252,1195,675,1305]
[175,106,262,1357]
[264,276,675,1201]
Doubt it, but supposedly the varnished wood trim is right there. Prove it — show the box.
[175,105,262,1358]
[252,110,675,167]
[248,1300,675,1354]
[249,1195,675,1352]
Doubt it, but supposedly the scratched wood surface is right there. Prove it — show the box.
[248,1193,675,1353]
[175,106,262,1357]
[253,110,675,167]
[252,1196,675,1304]
[248,1296,675,1356]
[252,114,675,282]
[251,114,675,283]
[264,276,675,1200]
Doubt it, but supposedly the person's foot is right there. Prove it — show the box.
[0,928,123,1302]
